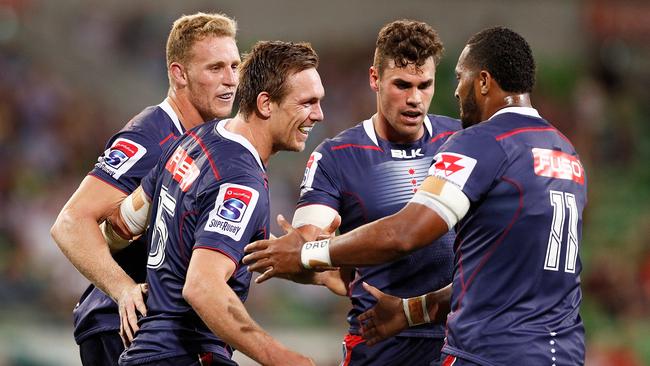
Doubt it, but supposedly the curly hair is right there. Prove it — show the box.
[166,12,237,68]
[465,26,536,93]
[238,41,319,118]
[374,19,444,76]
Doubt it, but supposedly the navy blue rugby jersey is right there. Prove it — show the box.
[119,119,270,365]
[74,99,184,344]
[430,107,586,365]
[297,115,460,338]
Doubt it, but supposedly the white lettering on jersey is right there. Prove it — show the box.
[205,183,259,241]
[96,138,148,180]
[300,152,322,196]
[428,152,477,190]
[391,148,424,159]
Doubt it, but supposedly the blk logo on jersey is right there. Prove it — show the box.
[300,152,322,196]
[165,146,200,192]
[391,148,424,159]
[429,152,477,190]
[97,138,147,180]
[205,183,259,241]
[532,148,584,185]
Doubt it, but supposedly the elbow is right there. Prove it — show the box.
[182,280,203,308]
[51,210,74,249]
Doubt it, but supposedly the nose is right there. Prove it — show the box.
[406,87,422,107]
[224,66,238,87]
[311,102,324,122]
[454,84,460,100]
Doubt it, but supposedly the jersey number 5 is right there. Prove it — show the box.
[543,190,579,273]
[148,185,176,269]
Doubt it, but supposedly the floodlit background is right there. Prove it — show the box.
[0,0,649,365]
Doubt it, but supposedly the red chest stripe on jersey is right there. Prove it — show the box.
[331,144,383,151]
[532,148,584,185]
[165,147,200,192]
[113,140,139,157]
[429,130,455,144]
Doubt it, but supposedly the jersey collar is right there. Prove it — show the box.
[158,98,184,134]
[362,114,433,147]
[489,106,541,120]
[216,119,265,171]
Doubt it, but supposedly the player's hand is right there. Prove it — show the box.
[358,282,408,346]
[118,283,148,347]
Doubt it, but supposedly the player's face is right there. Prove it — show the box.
[454,46,482,128]
[372,57,436,141]
[185,36,240,120]
[270,68,325,153]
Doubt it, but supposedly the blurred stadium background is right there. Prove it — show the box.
[0,0,648,365]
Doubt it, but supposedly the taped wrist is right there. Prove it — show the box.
[402,294,431,327]
[100,221,130,252]
[300,239,332,269]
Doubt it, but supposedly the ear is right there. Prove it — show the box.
[478,70,490,95]
[256,92,272,119]
[169,62,188,88]
[369,66,380,92]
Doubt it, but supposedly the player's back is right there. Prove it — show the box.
[120,119,270,365]
[437,109,586,365]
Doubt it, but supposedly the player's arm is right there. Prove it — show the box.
[244,176,469,280]
[183,249,314,366]
[358,283,451,346]
[51,176,150,345]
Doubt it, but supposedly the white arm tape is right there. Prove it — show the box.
[100,221,130,252]
[292,204,338,229]
[402,294,431,327]
[300,238,332,269]
[410,179,470,229]
[120,188,151,236]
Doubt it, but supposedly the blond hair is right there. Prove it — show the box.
[166,12,237,68]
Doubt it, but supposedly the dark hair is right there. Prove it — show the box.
[374,19,444,76]
[238,41,319,118]
[465,26,536,93]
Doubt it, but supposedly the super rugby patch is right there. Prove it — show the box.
[96,138,147,180]
[428,152,477,190]
[205,183,259,241]
[300,151,322,196]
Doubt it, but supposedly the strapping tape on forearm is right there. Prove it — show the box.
[410,176,470,229]
[120,188,150,236]
[300,239,332,269]
[402,295,431,327]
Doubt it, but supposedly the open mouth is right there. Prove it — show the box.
[401,110,423,119]
[298,125,313,134]
[217,92,234,101]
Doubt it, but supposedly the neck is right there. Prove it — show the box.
[224,113,272,165]
[167,88,205,130]
[373,110,424,144]
[481,92,532,121]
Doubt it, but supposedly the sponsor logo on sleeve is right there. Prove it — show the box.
[428,152,477,190]
[96,138,147,180]
[300,151,322,196]
[165,146,200,192]
[532,148,584,185]
[205,183,259,241]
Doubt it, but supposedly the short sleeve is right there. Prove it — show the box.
[296,142,342,210]
[89,130,163,194]
[193,175,268,264]
[428,131,507,203]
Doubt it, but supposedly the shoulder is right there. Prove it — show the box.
[427,114,462,134]
[121,105,178,143]
[320,121,381,153]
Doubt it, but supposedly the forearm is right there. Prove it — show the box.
[186,280,290,365]
[52,210,137,301]
[425,283,451,324]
